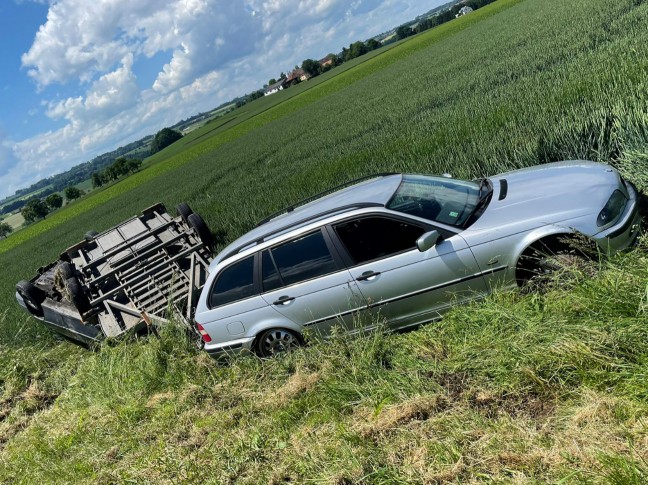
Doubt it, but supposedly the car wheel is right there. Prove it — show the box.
[65,276,91,314]
[84,230,99,242]
[176,202,194,223]
[187,213,215,251]
[255,328,302,358]
[16,280,45,317]
[516,237,593,286]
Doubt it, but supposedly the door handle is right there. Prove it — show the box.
[356,270,381,281]
[273,295,295,305]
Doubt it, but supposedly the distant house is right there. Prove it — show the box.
[285,68,310,85]
[456,6,473,17]
[264,79,286,96]
[319,55,335,68]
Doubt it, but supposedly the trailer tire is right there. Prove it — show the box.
[16,280,45,317]
[188,213,215,250]
[84,230,99,242]
[58,261,74,279]
[176,203,194,223]
[65,276,91,314]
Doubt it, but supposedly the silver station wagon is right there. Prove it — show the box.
[194,161,643,358]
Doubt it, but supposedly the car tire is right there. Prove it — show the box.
[16,280,45,317]
[65,276,91,314]
[176,203,194,223]
[255,328,302,358]
[84,230,99,242]
[187,213,215,250]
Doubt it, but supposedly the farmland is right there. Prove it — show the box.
[1,0,648,482]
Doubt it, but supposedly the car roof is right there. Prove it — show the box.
[213,174,404,266]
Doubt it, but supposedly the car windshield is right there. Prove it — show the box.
[386,175,483,228]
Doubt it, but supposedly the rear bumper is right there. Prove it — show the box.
[204,336,255,359]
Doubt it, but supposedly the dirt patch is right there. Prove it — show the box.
[435,371,470,400]
[433,371,557,421]
[467,390,557,421]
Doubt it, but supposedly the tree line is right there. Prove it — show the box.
[19,186,85,224]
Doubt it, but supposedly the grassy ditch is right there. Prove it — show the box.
[1,243,647,482]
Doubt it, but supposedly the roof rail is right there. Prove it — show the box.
[222,202,384,261]
[255,173,398,227]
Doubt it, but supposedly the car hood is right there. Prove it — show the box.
[463,160,623,243]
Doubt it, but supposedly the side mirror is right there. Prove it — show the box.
[416,230,440,252]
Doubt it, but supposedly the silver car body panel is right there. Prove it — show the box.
[195,161,642,357]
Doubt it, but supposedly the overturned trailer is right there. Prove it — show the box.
[15,203,215,346]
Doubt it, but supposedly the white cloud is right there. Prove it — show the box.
[3,0,440,198]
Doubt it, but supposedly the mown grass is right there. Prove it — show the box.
[1,0,648,481]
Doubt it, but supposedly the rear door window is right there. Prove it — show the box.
[269,230,339,287]
[334,216,425,265]
[210,256,256,308]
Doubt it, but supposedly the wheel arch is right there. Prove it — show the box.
[512,227,579,284]
[246,319,304,349]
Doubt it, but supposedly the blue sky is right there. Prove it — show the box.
[0,0,444,199]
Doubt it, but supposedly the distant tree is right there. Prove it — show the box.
[45,193,63,210]
[248,90,264,101]
[366,38,381,51]
[21,199,49,222]
[92,172,104,188]
[301,59,321,77]
[268,78,277,85]
[126,158,142,173]
[64,186,83,201]
[396,24,413,40]
[150,128,183,155]
[344,41,369,62]
[0,221,12,239]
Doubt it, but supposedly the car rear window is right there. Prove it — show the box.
[268,231,338,287]
[210,256,256,308]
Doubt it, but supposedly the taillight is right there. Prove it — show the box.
[196,322,212,343]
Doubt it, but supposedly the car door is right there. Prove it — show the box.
[259,229,367,337]
[329,214,488,329]
[199,254,279,343]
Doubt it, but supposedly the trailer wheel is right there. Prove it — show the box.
[58,261,74,279]
[84,230,99,242]
[65,276,91,314]
[16,280,45,317]
[176,203,194,223]
[188,213,215,251]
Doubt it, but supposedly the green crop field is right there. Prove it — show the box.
[1,0,648,482]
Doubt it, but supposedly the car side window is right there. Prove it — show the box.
[210,256,256,308]
[269,230,339,287]
[334,216,425,265]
